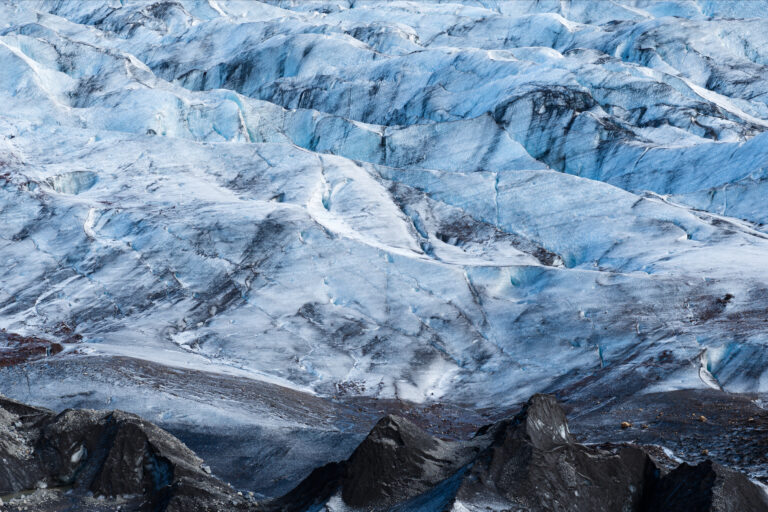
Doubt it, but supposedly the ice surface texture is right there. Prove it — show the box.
[1,0,768,411]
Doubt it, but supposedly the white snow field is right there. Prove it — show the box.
[1,0,768,494]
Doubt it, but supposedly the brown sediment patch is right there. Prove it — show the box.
[0,330,64,367]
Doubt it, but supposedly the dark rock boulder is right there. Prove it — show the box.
[0,396,250,511]
[264,461,345,512]
[341,414,478,508]
[265,414,482,512]
[648,459,768,512]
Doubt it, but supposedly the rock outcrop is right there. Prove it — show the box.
[646,460,768,512]
[0,396,250,511]
[2,393,766,511]
[270,394,768,511]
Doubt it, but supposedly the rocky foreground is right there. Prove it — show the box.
[0,395,252,511]
[1,394,766,512]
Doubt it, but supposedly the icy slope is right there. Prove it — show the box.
[1,0,768,418]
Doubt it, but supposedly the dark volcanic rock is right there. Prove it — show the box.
[0,395,250,511]
[456,394,659,511]
[273,394,768,512]
[265,461,346,512]
[648,459,768,512]
[266,415,482,511]
[341,415,478,508]
[3,392,767,512]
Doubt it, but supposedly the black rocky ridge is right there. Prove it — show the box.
[1,394,766,511]
[269,394,768,512]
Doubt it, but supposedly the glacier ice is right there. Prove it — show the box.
[1,0,768,473]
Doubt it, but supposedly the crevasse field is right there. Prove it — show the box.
[1,0,768,496]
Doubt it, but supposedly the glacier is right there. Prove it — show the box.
[1,0,768,497]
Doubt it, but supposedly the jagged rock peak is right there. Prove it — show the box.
[342,414,471,508]
[479,393,573,450]
[352,414,443,454]
[275,394,768,512]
